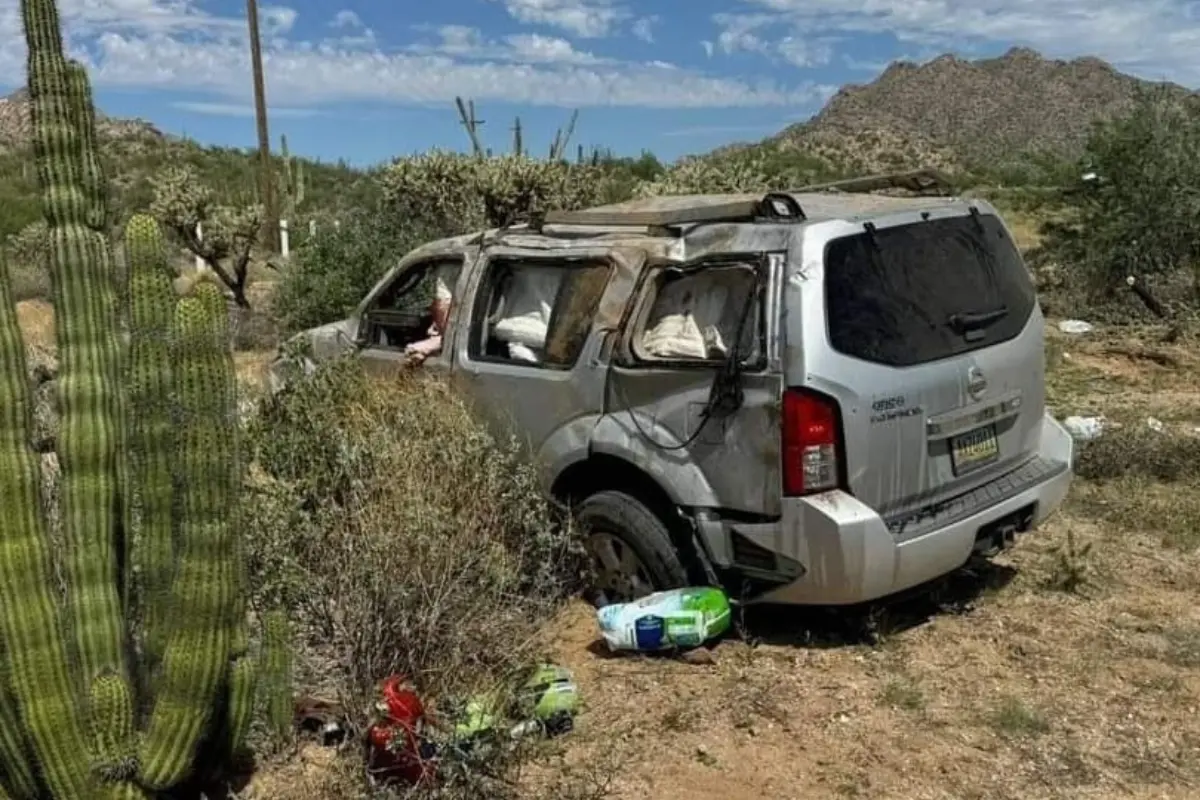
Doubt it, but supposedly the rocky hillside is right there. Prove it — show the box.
[0,88,375,241]
[774,47,1198,173]
[0,88,164,149]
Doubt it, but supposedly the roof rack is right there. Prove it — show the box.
[540,167,954,230]
[541,189,809,229]
[791,167,956,197]
[542,193,764,228]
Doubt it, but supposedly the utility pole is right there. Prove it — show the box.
[454,96,485,157]
[246,0,279,252]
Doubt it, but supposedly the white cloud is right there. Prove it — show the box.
[504,33,604,64]
[490,0,629,38]
[260,5,296,36]
[172,101,319,118]
[701,40,714,58]
[712,13,835,67]
[330,10,362,30]
[0,1,828,110]
[326,9,374,46]
[733,0,1200,85]
[775,36,833,68]
[410,25,605,65]
[714,13,771,56]
[631,16,655,43]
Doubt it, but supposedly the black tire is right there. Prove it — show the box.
[575,490,689,606]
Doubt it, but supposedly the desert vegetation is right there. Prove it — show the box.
[2,2,1200,795]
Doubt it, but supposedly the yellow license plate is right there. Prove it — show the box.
[951,425,999,475]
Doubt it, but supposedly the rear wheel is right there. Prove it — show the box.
[575,490,689,606]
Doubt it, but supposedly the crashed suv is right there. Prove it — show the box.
[272,169,1074,607]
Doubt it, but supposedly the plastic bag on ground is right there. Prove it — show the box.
[1063,415,1105,441]
[596,587,732,652]
[1057,319,1094,335]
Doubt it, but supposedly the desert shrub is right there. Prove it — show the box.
[1034,90,1200,310]
[2,219,50,301]
[274,208,441,334]
[1074,423,1200,482]
[243,356,586,754]
[634,145,836,197]
[377,151,606,235]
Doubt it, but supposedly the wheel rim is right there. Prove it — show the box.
[585,531,655,604]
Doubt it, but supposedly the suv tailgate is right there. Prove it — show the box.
[797,207,1044,525]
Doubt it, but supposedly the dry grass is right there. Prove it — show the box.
[16,258,1200,799]
[507,319,1200,800]
[241,356,597,799]
[237,318,1200,800]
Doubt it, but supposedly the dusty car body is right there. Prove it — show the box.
[274,169,1074,607]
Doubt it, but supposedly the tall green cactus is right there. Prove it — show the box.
[0,1,290,797]
[279,133,305,222]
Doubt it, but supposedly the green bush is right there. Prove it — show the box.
[1034,90,1200,303]
[274,209,441,333]
[242,356,587,796]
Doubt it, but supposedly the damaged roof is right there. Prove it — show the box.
[543,167,963,228]
[392,167,976,268]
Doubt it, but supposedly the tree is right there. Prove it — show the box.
[1037,89,1200,298]
[149,165,264,307]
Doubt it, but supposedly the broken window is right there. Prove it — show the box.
[635,262,761,364]
[362,259,462,353]
[469,259,610,368]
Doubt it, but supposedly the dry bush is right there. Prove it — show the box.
[3,219,50,301]
[242,354,590,797]
[1072,424,1200,554]
[1074,424,1200,482]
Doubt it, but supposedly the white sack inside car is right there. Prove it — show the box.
[641,267,755,360]
[490,267,565,362]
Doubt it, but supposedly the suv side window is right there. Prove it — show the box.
[362,259,462,350]
[468,258,610,369]
[632,261,762,365]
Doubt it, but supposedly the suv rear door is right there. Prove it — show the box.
[795,206,1044,533]
[600,251,785,515]
[452,244,624,464]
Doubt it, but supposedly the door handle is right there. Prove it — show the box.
[589,329,614,367]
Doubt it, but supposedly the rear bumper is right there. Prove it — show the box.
[737,412,1074,606]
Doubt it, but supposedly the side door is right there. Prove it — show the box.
[356,254,469,378]
[453,244,635,471]
[600,251,786,515]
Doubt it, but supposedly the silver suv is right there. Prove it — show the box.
[276,169,1074,607]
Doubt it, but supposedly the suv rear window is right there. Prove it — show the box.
[823,212,1036,367]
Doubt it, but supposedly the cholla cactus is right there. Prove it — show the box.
[0,2,288,797]
[148,165,264,307]
[379,150,487,233]
[378,150,605,233]
[634,153,782,197]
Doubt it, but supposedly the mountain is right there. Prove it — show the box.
[0,89,375,241]
[739,47,1199,177]
[0,88,164,149]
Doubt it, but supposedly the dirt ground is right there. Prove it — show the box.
[523,321,1200,800]
[14,298,1200,799]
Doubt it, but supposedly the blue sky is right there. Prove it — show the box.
[1,1,1199,167]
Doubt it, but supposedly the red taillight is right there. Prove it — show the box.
[782,388,842,496]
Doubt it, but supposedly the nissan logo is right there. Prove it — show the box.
[966,366,987,400]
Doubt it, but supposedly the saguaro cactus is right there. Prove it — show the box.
[279,133,305,222]
[0,2,289,797]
